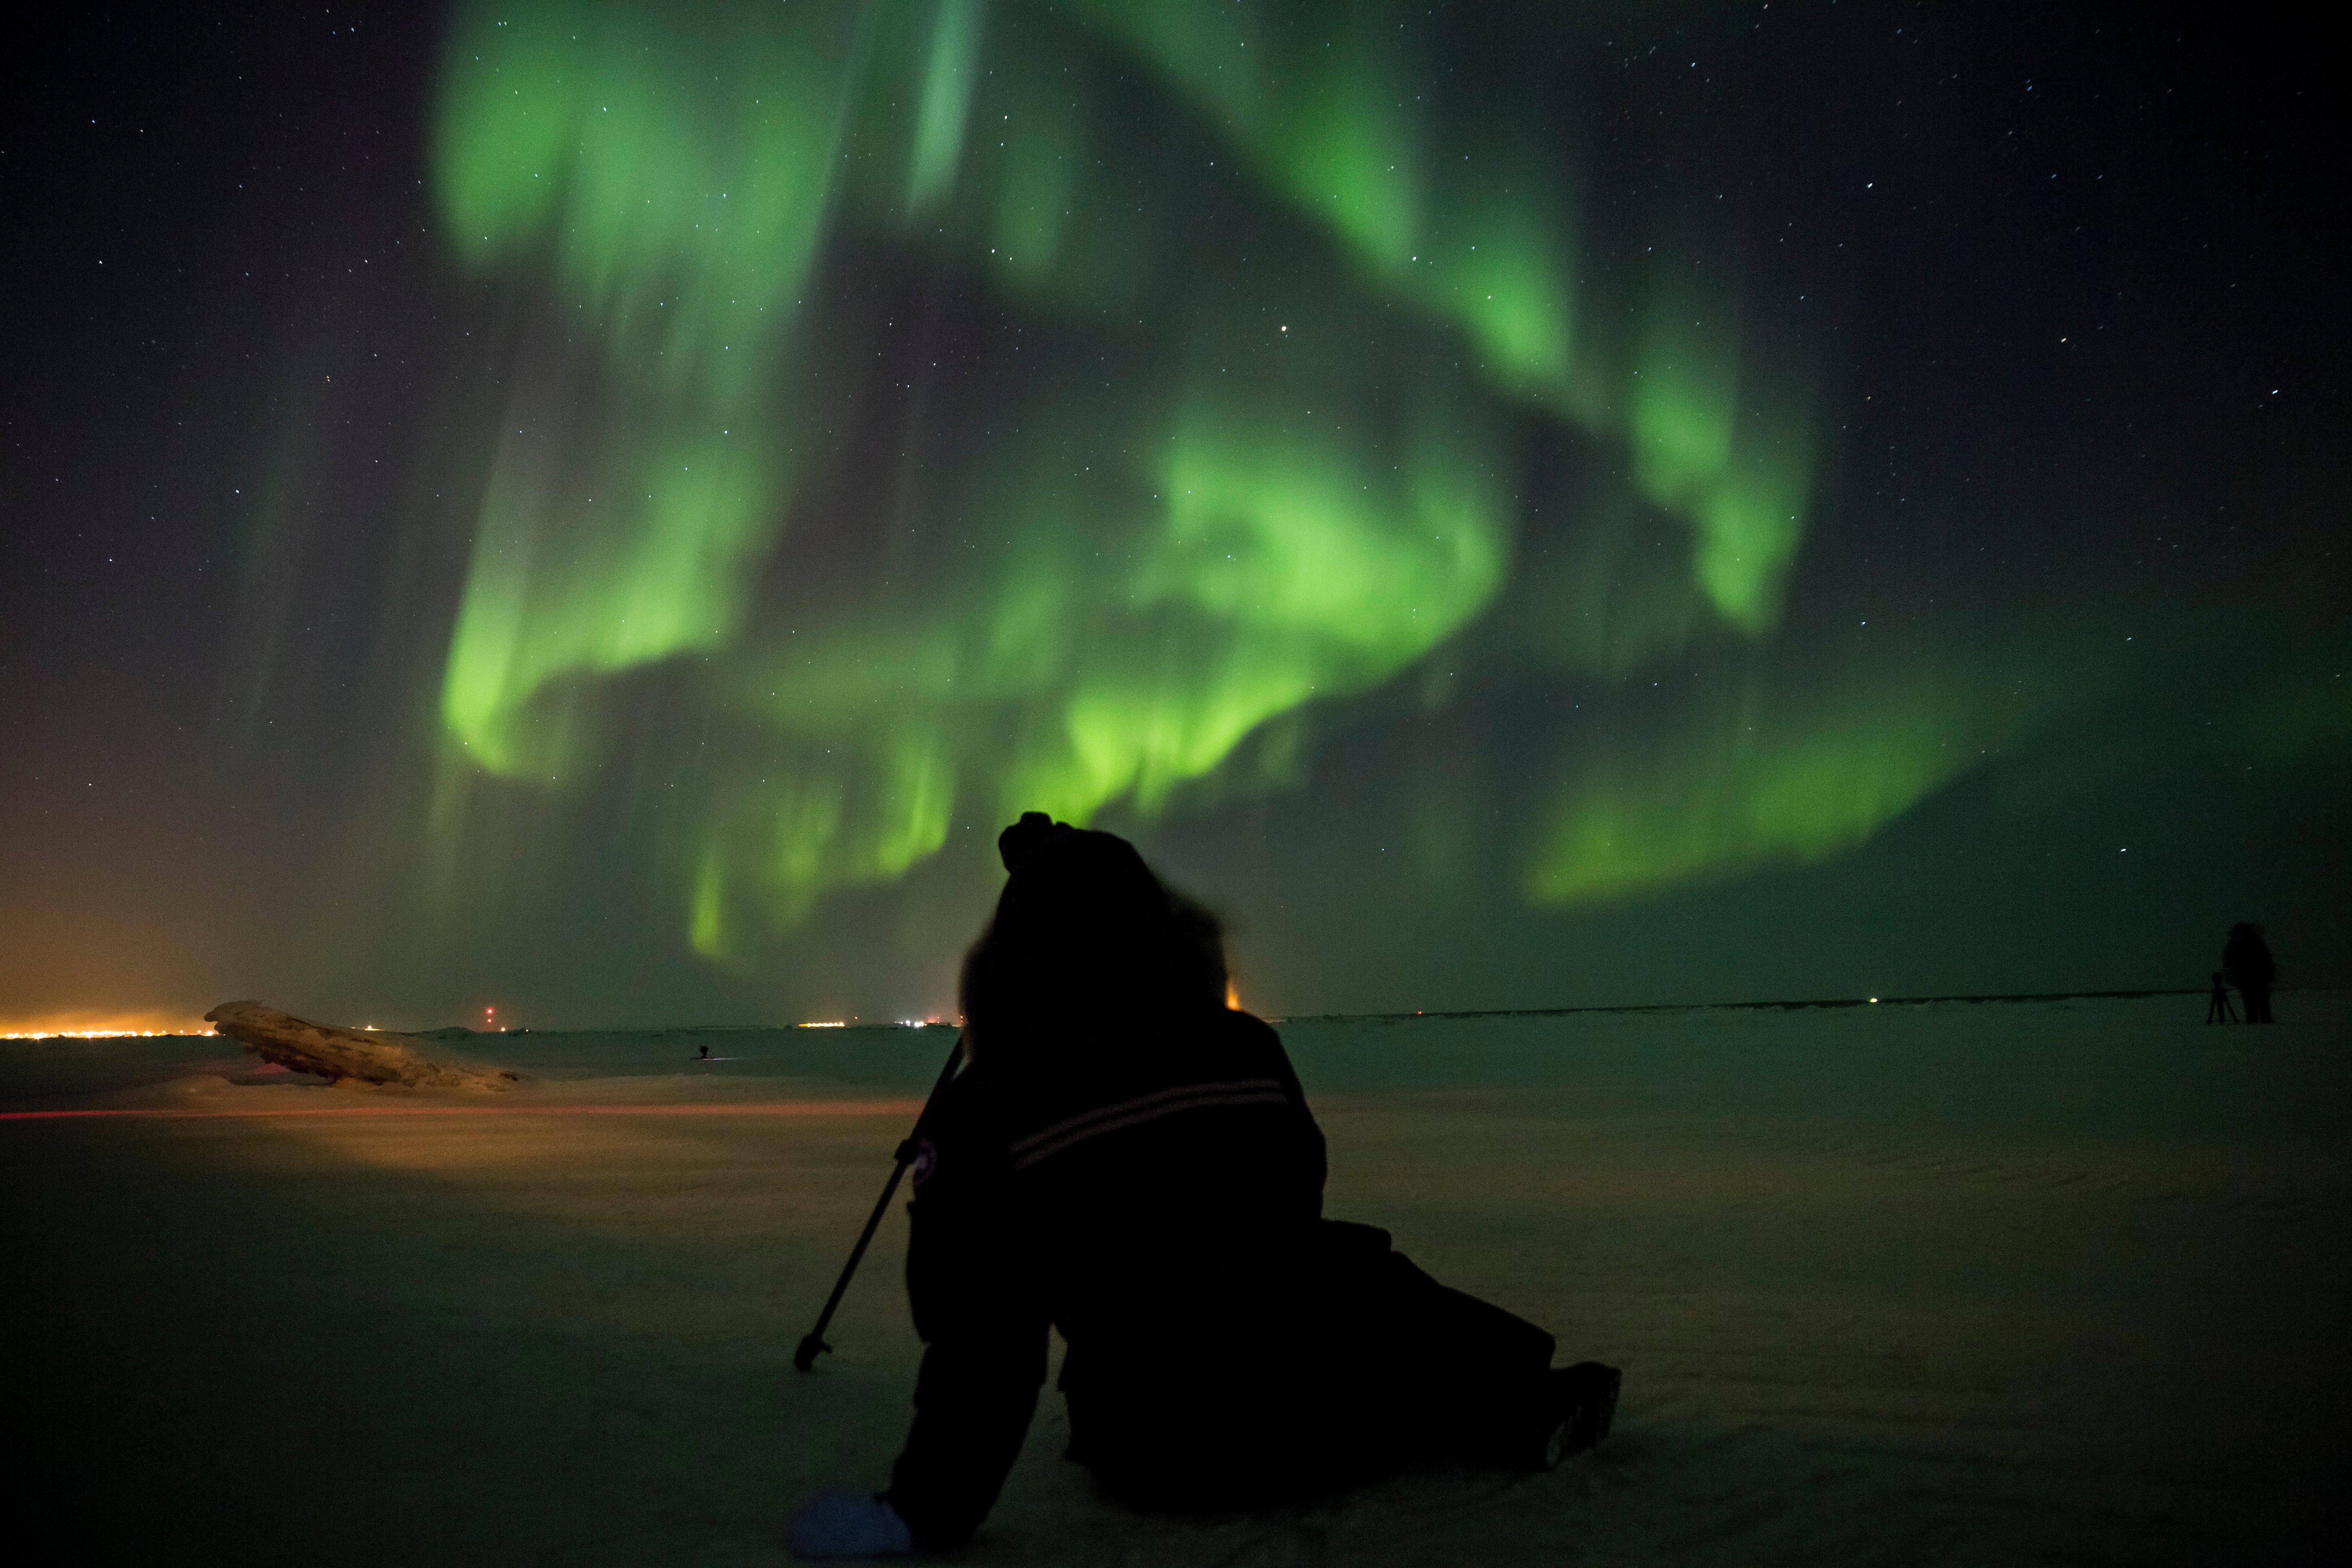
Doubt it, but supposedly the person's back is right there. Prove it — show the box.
[999,1007,1323,1335]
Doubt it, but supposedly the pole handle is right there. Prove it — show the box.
[793,1034,964,1372]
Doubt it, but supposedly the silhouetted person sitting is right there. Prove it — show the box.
[2223,924,2276,1024]
[2205,971,2238,1025]
[788,813,1619,1558]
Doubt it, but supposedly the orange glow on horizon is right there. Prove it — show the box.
[1225,980,1241,1011]
[2,1010,216,1042]
[0,1098,929,1122]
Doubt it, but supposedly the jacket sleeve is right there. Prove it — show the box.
[884,1075,1050,1550]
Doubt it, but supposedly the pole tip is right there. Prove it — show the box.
[793,1334,830,1372]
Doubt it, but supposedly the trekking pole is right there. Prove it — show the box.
[794,1035,966,1372]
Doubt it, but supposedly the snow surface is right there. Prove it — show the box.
[3,992,2345,1562]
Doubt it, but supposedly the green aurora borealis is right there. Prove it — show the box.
[427,0,1852,963]
[5,1,2343,1027]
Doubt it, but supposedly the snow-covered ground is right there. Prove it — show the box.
[4,992,2344,1562]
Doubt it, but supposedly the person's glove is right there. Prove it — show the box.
[788,1489,914,1559]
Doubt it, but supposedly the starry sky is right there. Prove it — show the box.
[4,1,2343,1031]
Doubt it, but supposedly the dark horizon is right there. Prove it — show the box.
[15,982,2331,1043]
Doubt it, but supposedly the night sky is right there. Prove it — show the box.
[4,2,2343,1032]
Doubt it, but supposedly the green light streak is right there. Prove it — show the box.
[690,847,727,961]
[433,1,857,768]
[1064,2,1420,272]
[1410,178,1578,399]
[1528,669,2000,905]
[443,427,776,774]
[909,0,985,217]
[1626,291,1812,633]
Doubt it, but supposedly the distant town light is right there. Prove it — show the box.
[1,1013,213,1040]
[0,1027,210,1040]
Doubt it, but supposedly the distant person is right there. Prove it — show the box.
[2205,971,2238,1025]
[2223,924,2276,1024]
[699,1043,712,1060]
[788,813,1619,1558]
